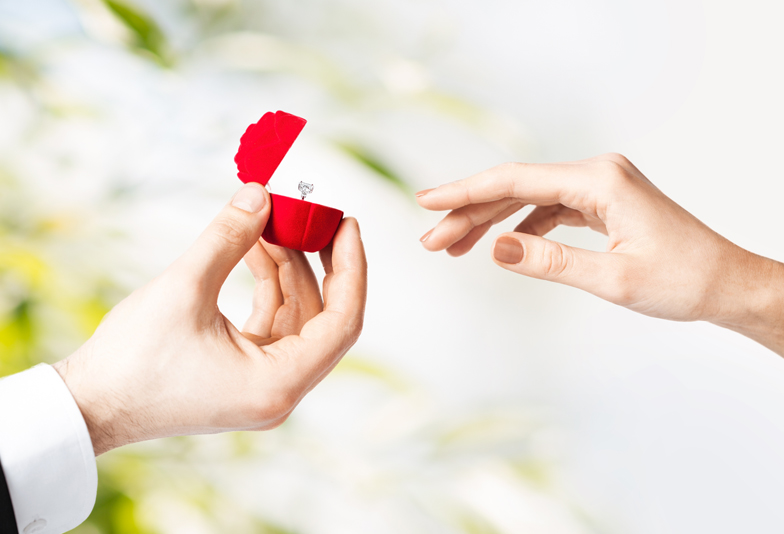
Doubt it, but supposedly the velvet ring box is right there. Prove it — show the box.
[234,110,344,253]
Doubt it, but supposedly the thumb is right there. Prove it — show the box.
[491,232,625,301]
[175,183,271,300]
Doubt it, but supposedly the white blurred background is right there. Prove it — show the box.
[2,0,784,533]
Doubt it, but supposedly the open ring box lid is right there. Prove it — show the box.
[234,111,344,252]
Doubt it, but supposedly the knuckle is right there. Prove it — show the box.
[263,412,292,430]
[332,314,364,353]
[496,161,522,174]
[346,315,364,345]
[270,391,298,419]
[454,209,481,229]
[537,240,571,279]
[599,152,632,167]
[251,388,300,422]
[496,161,523,197]
[594,159,633,190]
[329,320,364,360]
[211,217,249,249]
[442,208,470,230]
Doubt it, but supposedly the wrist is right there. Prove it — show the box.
[706,246,784,355]
[53,353,131,456]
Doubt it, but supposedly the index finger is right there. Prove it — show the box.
[261,217,367,391]
[416,161,609,214]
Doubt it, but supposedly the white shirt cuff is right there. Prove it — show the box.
[0,364,97,534]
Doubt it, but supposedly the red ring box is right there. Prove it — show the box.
[234,111,344,252]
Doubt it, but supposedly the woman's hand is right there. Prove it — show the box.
[54,183,367,455]
[417,153,784,355]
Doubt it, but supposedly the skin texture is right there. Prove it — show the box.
[417,153,784,356]
[54,183,367,455]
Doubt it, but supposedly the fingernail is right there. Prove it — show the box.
[416,188,434,198]
[494,237,523,264]
[232,183,266,213]
[420,229,433,242]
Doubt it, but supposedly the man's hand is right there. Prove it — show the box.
[417,153,784,355]
[54,183,367,455]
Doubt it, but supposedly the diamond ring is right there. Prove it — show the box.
[298,181,314,200]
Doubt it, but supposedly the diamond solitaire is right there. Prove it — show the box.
[298,181,314,200]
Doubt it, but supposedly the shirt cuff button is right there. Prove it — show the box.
[23,518,47,534]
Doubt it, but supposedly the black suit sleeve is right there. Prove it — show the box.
[0,458,18,534]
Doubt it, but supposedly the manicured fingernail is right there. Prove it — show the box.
[232,183,266,213]
[494,237,523,264]
[416,188,434,198]
[420,229,433,242]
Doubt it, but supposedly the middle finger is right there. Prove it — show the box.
[260,239,324,336]
[421,198,524,252]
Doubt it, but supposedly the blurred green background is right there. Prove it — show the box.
[0,1,591,533]
[6,1,784,533]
